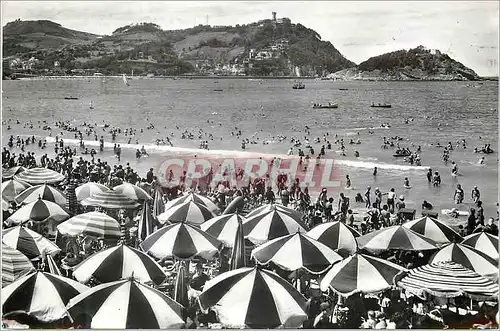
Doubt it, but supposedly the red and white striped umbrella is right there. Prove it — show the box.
[402,216,462,244]
[14,183,66,207]
[307,221,360,256]
[2,225,61,258]
[81,191,140,209]
[141,222,223,260]
[1,179,31,202]
[57,211,121,239]
[75,182,109,202]
[157,200,214,226]
[113,183,152,201]
[14,167,65,185]
[1,243,35,287]
[462,232,498,260]
[6,197,69,225]
[166,192,219,213]
[2,166,26,180]
[356,225,440,251]
[201,213,247,247]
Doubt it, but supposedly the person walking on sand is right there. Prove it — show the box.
[471,186,480,204]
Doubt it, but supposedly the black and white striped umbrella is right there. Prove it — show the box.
[73,244,167,285]
[57,211,121,239]
[462,232,498,260]
[356,225,440,251]
[198,267,308,328]
[396,261,499,301]
[157,200,214,226]
[429,243,498,277]
[66,278,185,329]
[153,189,165,217]
[75,182,109,202]
[307,221,360,256]
[251,232,343,274]
[1,243,35,287]
[201,213,247,247]
[138,201,156,241]
[6,197,69,225]
[2,271,89,322]
[246,203,303,219]
[2,166,26,180]
[1,179,31,202]
[166,192,219,213]
[14,167,65,185]
[243,208,307,245]
[320,253,407,297]
[2,225,61,258]
[141,222,223,260]
[81,190,141,209]
[402,216,463,244]
[14,183,67,206]
[113,183,152,201]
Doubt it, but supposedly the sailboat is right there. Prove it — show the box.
[122,74,130,86]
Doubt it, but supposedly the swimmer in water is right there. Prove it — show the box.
[451,161,458,175]
[404,177,411,188]
[478,156,485,165]
[345,175,351,189]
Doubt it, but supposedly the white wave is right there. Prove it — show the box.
[334,159,429,171]
[348,127,391,131]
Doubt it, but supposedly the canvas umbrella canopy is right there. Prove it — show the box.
[246,203,303,219]
[66,278,185,329]
[429,243,498,277]
[198,267,308,328]
[2,166,26,180]
[251,232,343,274]
[2,225,61,258]
[81,190,140,209]
[14,167,65,185]
[174,262,189,308]
[243,207,307,245]
[396,261,499,301]
[1,179,31,202]
[307,221,360,256]
[356,225,440,251]
[152,189,165,217]
[113,182,153,201]
[319,253,407,297]
[2,197,10,211]
[402,216,463,244]
[2,271,89,322]
[138,201,156,241]
[57,211,121,239]
[230,218,246,270]
[14,183,67,207]
[1,243,35,287]
[201,213,247,247]
[166,192,219,213]
[462,232,499,261]
[73,243,167,285]
[75,182,109,202]
[6,197,69,225]
[157,200,214,226]
[141,222,223,260]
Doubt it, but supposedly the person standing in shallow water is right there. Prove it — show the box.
[454,184,464,204]
[364,186,371,208]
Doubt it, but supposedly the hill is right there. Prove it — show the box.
[3,18,355,77]
[331,46,479,81]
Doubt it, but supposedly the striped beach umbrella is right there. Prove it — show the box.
[1,243,35,287]
[138,201,156,241]
[75,182,109,202]
[46,254,63,276]
[2,225,61,258]
[66,278,185,329]
[462,232,498,261]
[201,213,247,247]
[429,243,498,277]
[57,211,121,239]
[14,183,66,206]
[81,191,140,209]
[320,253,407,297]
[166,192,219,213]
[243,208,307,245]
[2,166,26,180]
[251,232,343,274]
[402,216,463,244]
[396,261,499,301]
[198,267,308,328]
[6,197,69,225]
[230,218,246,270]
[14,167,65,185]
[246,203,303,219]
[141,222,223,260]
[1,179,31,202]
[73,244,167,285]
[153,189,165,217]
[157,200,214,226]
[174,262,189,308]
[113,183,153,201]
[2,271,89,322]
[307,221,360,256]
[356,225,440,251]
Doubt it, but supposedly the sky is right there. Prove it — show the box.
[2,1,499,76]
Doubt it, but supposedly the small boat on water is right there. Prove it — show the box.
[393,150,411,157]
[64,97,78,100]
[312,103,338,109]
[213,89,223,92]
[292,82,305,89]
[371,103,392,108]
[339,88,349,91]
